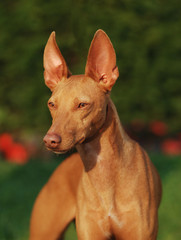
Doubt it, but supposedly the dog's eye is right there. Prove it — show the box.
[78,103,88,108]
[48,102,55,108]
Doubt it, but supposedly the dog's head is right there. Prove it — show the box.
[43,30,119,153]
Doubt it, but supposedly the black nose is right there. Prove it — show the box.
[43,133,61,149]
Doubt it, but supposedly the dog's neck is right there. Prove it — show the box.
[76,99,130,180]
[76,99,132,207]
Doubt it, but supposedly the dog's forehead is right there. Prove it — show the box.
[54,75,99,97]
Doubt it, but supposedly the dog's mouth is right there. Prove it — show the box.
[46,137,85,154]
[53,149,69,154]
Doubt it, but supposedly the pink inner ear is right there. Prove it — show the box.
[85,30,118,91]
[55,64,64,79]
[43,32,70,91]
[44,64,64,91]
[44,32,64,71]
[44,70,57,90]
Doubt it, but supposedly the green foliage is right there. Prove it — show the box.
[0,0,180,134]
[0,154,181,239]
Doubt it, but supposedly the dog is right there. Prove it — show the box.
[30,29,162,240]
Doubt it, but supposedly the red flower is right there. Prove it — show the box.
[161,139,181,156]
[5,143,29,164]
[149,121,168,136]
[0,133,13,152]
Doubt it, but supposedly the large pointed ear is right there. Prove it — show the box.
[43,31,71,91]
[85,30,119,92]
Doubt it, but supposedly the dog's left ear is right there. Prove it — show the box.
[43,31,71,91]
[85,30,119,92]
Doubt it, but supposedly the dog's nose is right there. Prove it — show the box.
[43,133,61,149]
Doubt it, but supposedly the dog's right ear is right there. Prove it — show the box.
[43,32,71,91]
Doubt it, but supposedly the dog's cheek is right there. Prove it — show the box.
[82,117,101,139]
[93,105,107,127]
[76,117,91,139]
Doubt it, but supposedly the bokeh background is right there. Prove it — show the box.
[0,0,181,239]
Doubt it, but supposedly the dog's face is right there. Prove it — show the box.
[45,75,108,153]
[43,30,119,153]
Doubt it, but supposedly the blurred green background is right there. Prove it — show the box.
[0,0,181,240]
[0,0,181,135]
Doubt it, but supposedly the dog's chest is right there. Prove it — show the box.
[80,174,124,236]
[97,207,124,238]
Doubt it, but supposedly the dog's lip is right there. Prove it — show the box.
[46,147,69,154]
[54,150,68,154]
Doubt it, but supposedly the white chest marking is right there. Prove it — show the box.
[98,210,123,237]
[108,211,124,229]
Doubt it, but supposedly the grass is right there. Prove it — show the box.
[0,153,181,240]
[150,153,181,240]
